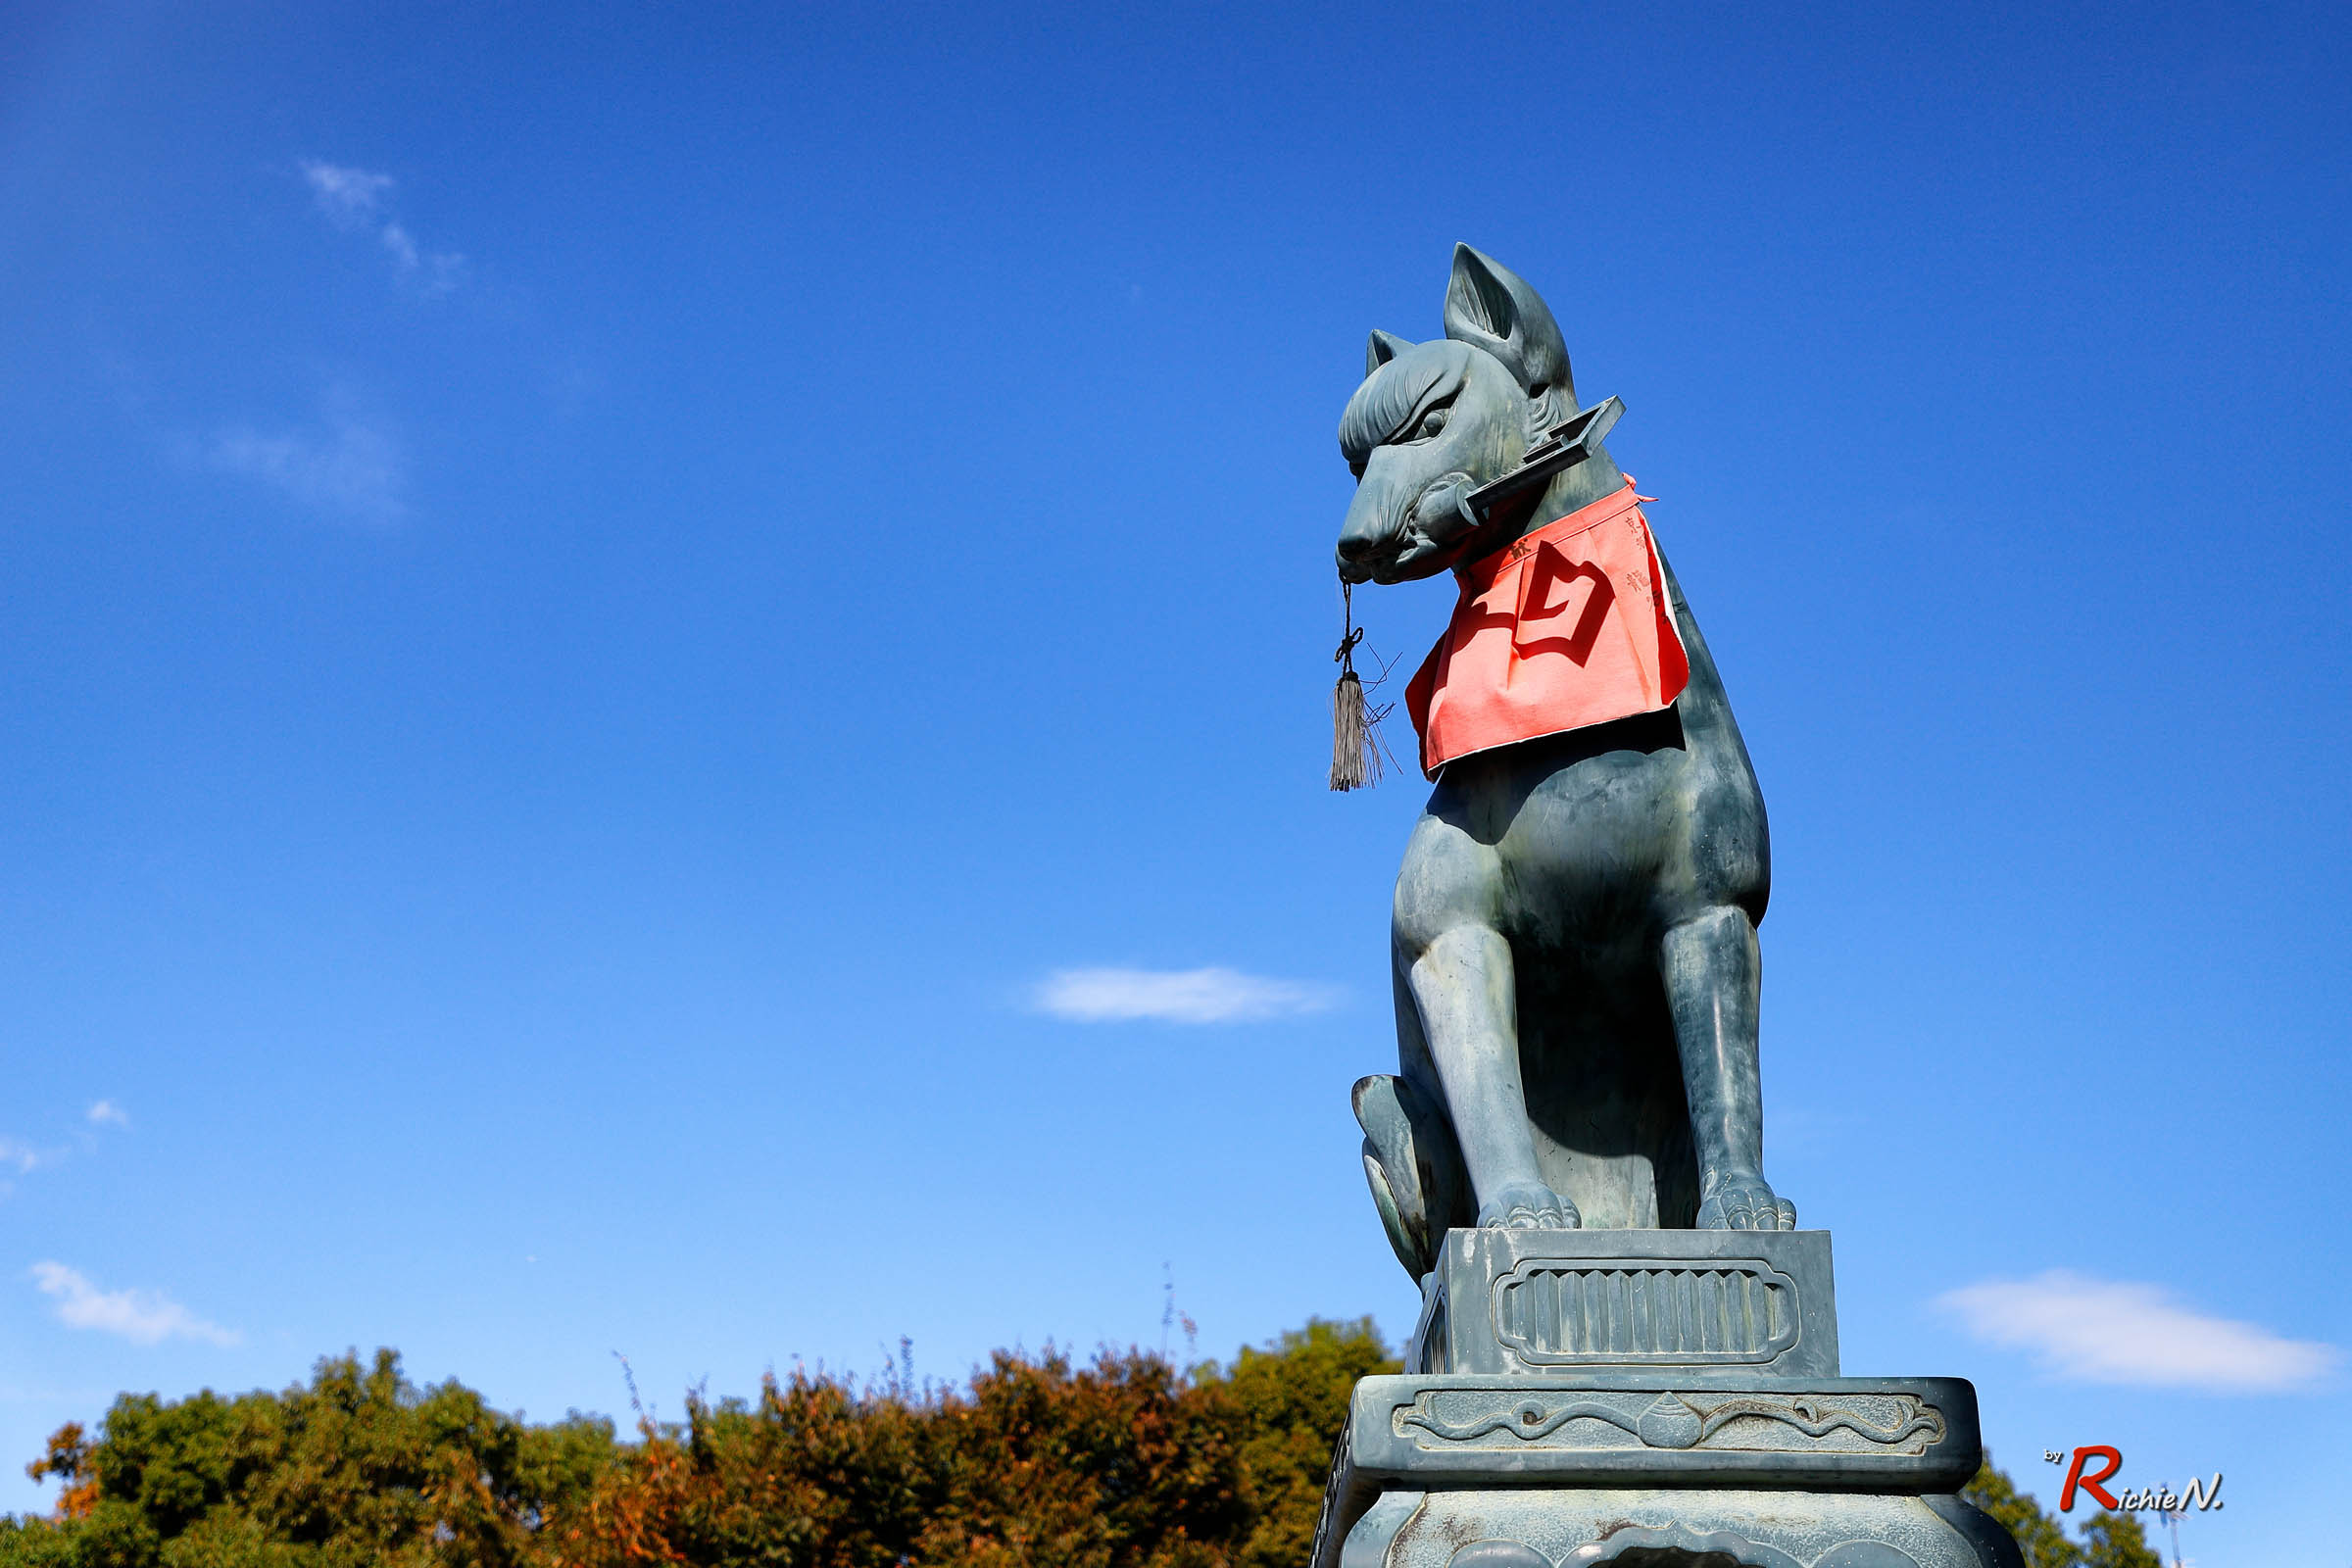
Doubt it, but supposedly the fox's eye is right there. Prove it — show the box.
[1417,408,1449,439]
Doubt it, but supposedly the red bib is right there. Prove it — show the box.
[1404,477,1689,777]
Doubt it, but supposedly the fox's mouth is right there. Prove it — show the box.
[1359,470,1477,583]
[1368,531,1441,584]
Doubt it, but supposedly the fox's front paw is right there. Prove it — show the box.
[1477,1181,1582,1230]
[1696,1173,1795,1231]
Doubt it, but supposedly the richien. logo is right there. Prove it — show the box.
[2047,1447,2224,1513]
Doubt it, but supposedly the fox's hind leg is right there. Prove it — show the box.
[1659,905,1795,1230]
[1394,811,1579,1231]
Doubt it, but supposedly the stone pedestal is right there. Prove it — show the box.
[1311,1231,2022,1568]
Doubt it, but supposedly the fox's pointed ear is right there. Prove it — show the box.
[1366,329,1414,377]
[1444,244,1574,404]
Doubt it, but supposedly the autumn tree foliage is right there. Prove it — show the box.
[0,1319,1393,1568]
[1,1326,2157,1568]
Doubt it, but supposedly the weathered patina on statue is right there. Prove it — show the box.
[1339,245,1792,1274]
[1308,248,2027,1568]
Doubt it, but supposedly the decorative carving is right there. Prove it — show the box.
[1396,1387,1946,1456]
[1306,1419,1353,1568]
[1490,1256,1801,1367]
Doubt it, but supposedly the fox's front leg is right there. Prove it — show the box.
[1660,905,1794,1230]
[1395,814,1578,1229]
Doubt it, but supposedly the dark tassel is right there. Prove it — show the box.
[1332,666,1376,791]
[1330,581,1389,791]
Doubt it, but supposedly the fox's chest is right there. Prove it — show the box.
[1435,701,1765,941]
[1496,745,1697,908]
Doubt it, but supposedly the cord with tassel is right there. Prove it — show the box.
[1330,580,1392,791]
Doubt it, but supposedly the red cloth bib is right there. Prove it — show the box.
[1404,477,1689,777]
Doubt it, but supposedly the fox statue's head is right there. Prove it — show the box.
[1337,245,1618,584]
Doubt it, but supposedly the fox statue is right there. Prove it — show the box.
[1339,245,1794,1279]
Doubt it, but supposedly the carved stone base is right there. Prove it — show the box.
[1310,1373,2020,1568]
[1313,1231,2022,1568]
[1408,1229,1839,1380]
[1343,1373,1976,1493]
[1328,1487,2022,1568]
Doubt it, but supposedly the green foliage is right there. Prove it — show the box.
[6,1349,618,1568]
[1964,1457,2168,1568]
[2077,1511,2162,1568]
[4,1321,1395,1568]
[1965,1459,2080,1568]
[0,1518,80,1568]
[1193,1318,1397,1568]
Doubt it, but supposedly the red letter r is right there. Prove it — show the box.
[2061,1446,2122,1512]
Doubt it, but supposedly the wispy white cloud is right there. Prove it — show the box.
[0,1140,46,1175]
[30,1262,238,1348]
[1033,966,1340,1024]
[378,220,418,269]
[299,159,465,294]
[301,159,394,227]
[86,1102,128,1128]
[1938,1270,2339,1393]
[203,402,406,522]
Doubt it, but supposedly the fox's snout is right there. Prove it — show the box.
[1338,466,1476,583]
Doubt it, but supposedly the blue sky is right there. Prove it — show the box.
[3,0,2348,1558]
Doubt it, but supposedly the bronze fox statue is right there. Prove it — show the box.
[1338,245,1794,1279]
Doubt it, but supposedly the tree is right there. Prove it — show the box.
[1964,1458,2164,1568]
[21,1328,2163,1568]
[7,1349,616,1567]
[2077,1511,2162,1568]
[549,1319,1394,1568]
[1192,1318,1396,1568]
